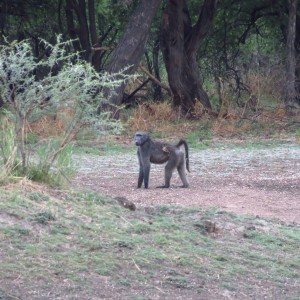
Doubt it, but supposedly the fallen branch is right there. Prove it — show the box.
[132,259,143,273]
[138,65,172,95]
[91,46,115,51]
[123,78,150,104]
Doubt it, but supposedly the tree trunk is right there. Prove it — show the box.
[285,0,298,110]
[68,0,91,61]
[99,0,162,117]
[65,0,101,69]
[88,0,102,71]
[77,0,91,61]
[65,0,87,55]
[161,0,218,116]
[152,36,163,100]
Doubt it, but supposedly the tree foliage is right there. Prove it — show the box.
[0,0,299,118]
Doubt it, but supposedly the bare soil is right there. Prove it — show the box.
[72,140,300,224]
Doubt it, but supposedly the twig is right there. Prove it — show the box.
[154,286,166,294]
[106,212,134,226]
[132,259,143,273]
[91,46,115,51]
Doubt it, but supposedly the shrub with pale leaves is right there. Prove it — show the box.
[0,37,129,183]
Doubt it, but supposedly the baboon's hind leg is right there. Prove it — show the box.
[177,156,189,188]
[157,160,175,188]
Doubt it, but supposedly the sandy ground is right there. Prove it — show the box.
[72,142,300,224]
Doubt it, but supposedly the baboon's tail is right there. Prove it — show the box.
[177,139,190,172]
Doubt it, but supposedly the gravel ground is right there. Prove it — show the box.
[72,142,300,224]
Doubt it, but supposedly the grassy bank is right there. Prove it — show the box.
[0,182,299,299]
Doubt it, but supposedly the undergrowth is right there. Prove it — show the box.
[125,101,300,141]
[0,38,126,186]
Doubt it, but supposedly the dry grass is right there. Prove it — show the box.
[27,108,74,138]
[190,101,211,119]
[245,69,283,105]
[21,94,299,142]
[126,101,216,138]
[126,99,299,139]
[127,102,183,136]
[212,105,300,137]
[127,102,177,128]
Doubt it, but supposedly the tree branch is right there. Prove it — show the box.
[186,0,218,54]
[138,65,171,94]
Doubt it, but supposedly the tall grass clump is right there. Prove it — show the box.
[126,101,195,137]
[0,110,19,180]
[127,101,177,132]
[0,37,129,185]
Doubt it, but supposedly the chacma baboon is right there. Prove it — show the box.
[134,131,190,189]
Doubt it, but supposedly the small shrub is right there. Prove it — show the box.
[0,112,17,178]
[3,225,30,237]
[165,275,190,289]
[0,37,128,185]
[32,211,56,224]
[25,132,39,144]
[28,192,50,202]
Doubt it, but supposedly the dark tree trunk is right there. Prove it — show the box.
[285,0,298,110]
[161,0,218,116]
[65,0,101,69]
[72,0,91,61]
[88,0,102,71]
[152,36,163,101]
[78,0,90,60]
[144,36,163,101]
[99,0,162,117]
[294,13,300,96]
[65,0,86,54]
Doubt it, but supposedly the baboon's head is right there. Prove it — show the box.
[134,131,149,146]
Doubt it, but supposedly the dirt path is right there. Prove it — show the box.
[72,142,300,224]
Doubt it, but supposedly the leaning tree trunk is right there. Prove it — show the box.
[99,0,162,117]
[285,0,298,110]
[161,0,218,116]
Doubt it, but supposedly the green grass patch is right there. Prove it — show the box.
[187,121,213,149]
[74,141,134,156]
